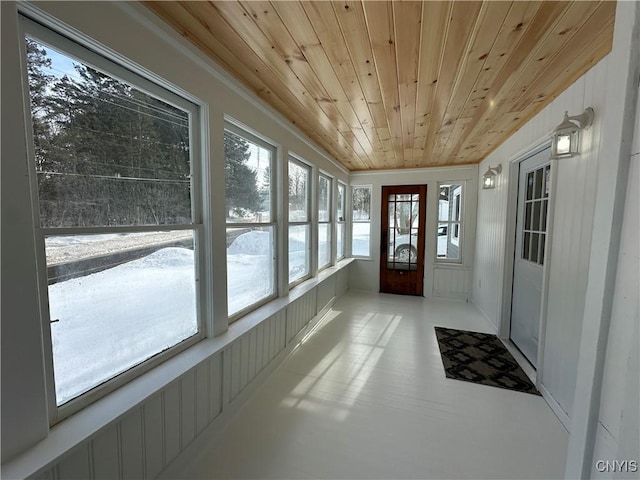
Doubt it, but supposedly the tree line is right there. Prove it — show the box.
[26,38,260,228]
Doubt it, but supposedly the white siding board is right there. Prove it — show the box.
[180,371,196,448]
[120,408,144,480]
[231,343,242,400]
[248,329,257,381]
[143,394,164,479]
[256,322,265,372]
[240,335,250,392]
[163,382,181,465]
[91,424,120,480]
[56,446,91,480]
[318,276,336,310]
[209,354,222,422]
[195,361,209,435]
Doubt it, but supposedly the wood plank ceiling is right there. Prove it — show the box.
[145,1,615,172]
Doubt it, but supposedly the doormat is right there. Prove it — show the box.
[434,327,540,395]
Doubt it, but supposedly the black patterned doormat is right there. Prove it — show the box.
[434,327,540,395]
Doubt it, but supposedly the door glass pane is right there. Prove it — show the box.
[531,233,539,263]
[388,193,419,269]
[526,172,534,200]
[534,168,543,199]
[525,203,532,230]
[533,201,541,232]
[540,234,546,265]
[542,200,548,231]
[544,166,551,198]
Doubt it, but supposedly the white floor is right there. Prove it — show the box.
[173,291,568,479]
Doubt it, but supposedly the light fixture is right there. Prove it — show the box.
[550,107,594,158]
[482,164,502,189]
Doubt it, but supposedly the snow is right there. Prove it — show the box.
[49,247,197,405]
[49,226,335,404]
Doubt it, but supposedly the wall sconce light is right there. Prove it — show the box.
[482,164,502,189]
[550,107,594,158]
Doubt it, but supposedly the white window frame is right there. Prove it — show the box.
[436,182,464,263]
[224,122,278,322]
[287,156,312,287]
[19,16,207,424]
[336,182,346,261]
[317,172,333,271]
[351,185,372,259]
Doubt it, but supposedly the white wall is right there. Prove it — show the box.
[471,35,632,422]
[591,87,639,479]
[473,56,607,421]
[349,166,478,299]
[472,3,639,475]
[1,0,351,473]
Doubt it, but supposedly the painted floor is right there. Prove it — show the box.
[173,291,568,479]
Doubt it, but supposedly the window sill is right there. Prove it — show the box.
[1,257,354,479]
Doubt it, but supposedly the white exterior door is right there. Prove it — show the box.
[511,148,551,367]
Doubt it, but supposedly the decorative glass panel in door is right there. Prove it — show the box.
[380,185,426,296]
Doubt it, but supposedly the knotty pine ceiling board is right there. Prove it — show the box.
[145,1,615,172]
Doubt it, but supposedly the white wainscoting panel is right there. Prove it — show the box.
[432,266,471,300]
[317,275,337,311]
[27,267,349,480]
[285,290,317,343]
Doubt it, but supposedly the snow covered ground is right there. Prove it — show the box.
[49,228,329,404]
[49,247,197,404]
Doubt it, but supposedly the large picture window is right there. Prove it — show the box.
[23,22,202,413]
[225,126,276,318]
[352,186,372,257]
[318,173,332,269]
[437,183,463,261]
[288,158,311,284]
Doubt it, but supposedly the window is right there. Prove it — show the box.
[522,165,550,265]
[437,183,463,261]
[22,21,203,414]
[288,158,311,284]
[352,185,372,257]
[336,182,346,260]
[318,173,332,269]
[225,125,276,318]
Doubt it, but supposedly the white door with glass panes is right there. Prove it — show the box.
[511,148,551,367]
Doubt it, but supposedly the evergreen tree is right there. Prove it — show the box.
[224,131,261,218]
